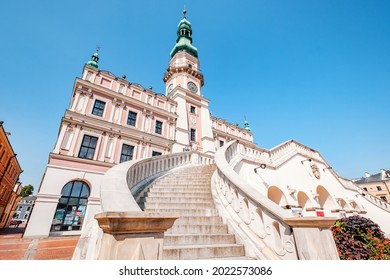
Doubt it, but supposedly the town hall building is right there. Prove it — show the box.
[24,11,390,260]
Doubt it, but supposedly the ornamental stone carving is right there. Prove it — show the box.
[310,163,321,179]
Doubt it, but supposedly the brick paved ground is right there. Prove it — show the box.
[0,226,79,260]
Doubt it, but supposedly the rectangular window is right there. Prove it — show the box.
[190,105,196,114]
[377,186,382,191]
[380,196,387,202]
[120,144,134,163]
[190,128,196,142]
[363,187,368,191]
[78,135,98,159]
[92,100,105,117]
[152,151,162,157]
[155,120,163,134]
[220,140,224,147]
[127,111,137,126]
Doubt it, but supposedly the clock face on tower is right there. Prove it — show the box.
[167,84,173,93]
[187,82,198,93]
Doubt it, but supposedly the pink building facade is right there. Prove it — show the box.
[24,12,253,238]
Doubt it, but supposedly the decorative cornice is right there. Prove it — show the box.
[95,211,178,234]
[63,111,175,147]
[163,65,204,86]
[75,78,177,119]
[49,153,115,168]
[283,217,337,228]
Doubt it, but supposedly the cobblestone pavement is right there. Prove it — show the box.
[0,227,79,260]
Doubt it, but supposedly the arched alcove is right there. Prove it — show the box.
[297,191,314,210]
[337,198,350,210]
[349,200,361,211]
[268,186,288,207]
[316,185,337,210]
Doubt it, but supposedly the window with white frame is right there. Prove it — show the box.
[120,144,134,163]
[190,128,196,142]
[78,135,98,160]
[127,111,137,127]
[155,120,163,134]
[91,100,105,117]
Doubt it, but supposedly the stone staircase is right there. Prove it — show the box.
[143,164,246,260]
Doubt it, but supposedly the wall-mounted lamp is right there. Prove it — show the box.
[323,167,333,172]
[254,163,267,173]
[301,159,312,164]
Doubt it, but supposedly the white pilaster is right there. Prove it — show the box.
[53,123,68,153]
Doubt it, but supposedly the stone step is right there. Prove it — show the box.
[145,197,213,204]
[162,176,211,179]
[162,244,245,260]
[145,208,218,216]
[147,192,212,198]
[144,202,214,210]
[143,164,245,260]
[154,182,210,186]
[149,187,211,193]
[164,234,236,246]
[174,216,223,225]
[167,224,228,234]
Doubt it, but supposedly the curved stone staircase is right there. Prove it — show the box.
[142,164,246,260]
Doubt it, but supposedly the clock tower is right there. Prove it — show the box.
[164,10,215,154]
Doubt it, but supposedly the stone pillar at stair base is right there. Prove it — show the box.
[284,217,339,260]
[95,212,178,260]
[23,194,60,238]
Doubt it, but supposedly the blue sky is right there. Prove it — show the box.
[0,0,389,190]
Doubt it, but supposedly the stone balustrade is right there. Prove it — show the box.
[213,140,339,260]
[334,176,390,213]
[241,139,322,168]
[356,188,390,212]
[127,152,214,197]
[74,151,214,260]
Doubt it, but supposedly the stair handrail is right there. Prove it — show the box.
[213,141,297,259]
[213,140,339,260]
[100,151,214,212]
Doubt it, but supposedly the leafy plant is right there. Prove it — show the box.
[332,216,390,260]
[20,184,34,197]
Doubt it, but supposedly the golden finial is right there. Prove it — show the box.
[183,8,187,18]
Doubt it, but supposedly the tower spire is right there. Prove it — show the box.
[87,47,99,69]
[170,10,198,58]
[244,117,251,132]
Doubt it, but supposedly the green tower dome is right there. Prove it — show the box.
[244,120,251,132]
[87,50,99,69]
[170,10,198,58]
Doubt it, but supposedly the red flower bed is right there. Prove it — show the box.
[332,216,390,260]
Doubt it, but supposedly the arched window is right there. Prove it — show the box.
[51,181,90,232]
